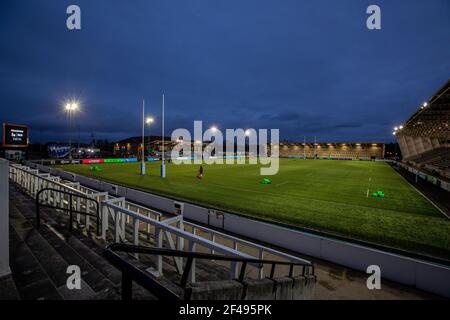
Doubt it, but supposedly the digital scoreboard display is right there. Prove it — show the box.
[2,123,28,147]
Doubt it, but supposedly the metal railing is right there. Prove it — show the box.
[36,187,100,235]
[104,243,315,301]
[14,162,314,283]
[102,200,313,282]
[10,164,108,234]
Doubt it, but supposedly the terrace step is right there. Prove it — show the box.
[0,274,20,300]
[6,184,158,300]
[10,203,97,299]
[9,228,63,300]
[38,209,157,299]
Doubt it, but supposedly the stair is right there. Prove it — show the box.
[7,184,156,300]
[0,274,20,300]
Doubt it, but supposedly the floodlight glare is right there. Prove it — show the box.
[399,125,403,129]
[245,129,251,136]
[423,102,428,107]
[394,127,398,131]
[146,117,154,124]
[211,126,218,133]
[64,101,79,111]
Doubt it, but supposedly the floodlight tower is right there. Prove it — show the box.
[314,136,317,160]
[303,136,306,159]
[160,94,166,178]
[64,101,79,160]
[146,116,154,158]
[141,100,146,175]
[140,100,155,175]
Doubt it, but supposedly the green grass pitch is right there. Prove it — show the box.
[56,159,450,260]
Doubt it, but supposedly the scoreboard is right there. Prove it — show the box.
[2,123,28,148]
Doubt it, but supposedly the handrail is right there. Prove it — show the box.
[104,243,315,301]
[105,201,259,262]
[182,220,312,265]
[10,164,87,197]
[16,163,164,220]
[36,187,100,235]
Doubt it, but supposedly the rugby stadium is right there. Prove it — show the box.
[0,0,449,308]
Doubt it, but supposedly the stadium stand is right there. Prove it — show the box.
[395,79,450,180]
[277,142,384,160]
[115,137,385,161]
[113,136,173,158]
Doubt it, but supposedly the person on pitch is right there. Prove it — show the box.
[197,165,204,179]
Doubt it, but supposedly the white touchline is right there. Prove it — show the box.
[391,167,450,220]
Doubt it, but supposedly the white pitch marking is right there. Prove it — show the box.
[275,181,289,187]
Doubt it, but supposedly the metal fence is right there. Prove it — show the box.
[10,163,312,285]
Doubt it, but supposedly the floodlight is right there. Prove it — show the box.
[64,101,79,111]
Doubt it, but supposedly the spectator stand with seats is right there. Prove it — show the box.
[395,79,450,186]
[275,142,384,160]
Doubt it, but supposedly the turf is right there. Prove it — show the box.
[55,159,450,260]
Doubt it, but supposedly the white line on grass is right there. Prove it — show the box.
[404,181,450,220]
[366,176,372,198]
[275,181,289,187]
[390,167,450,220]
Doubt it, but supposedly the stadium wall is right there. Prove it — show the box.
[27,162,450,298]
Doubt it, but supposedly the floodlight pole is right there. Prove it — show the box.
[303,136,306,159]
[141,99,146,175]
[160,94,166,178]
[68,110,72,160]
[314,136,317,160]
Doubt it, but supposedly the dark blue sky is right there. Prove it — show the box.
[1,0,449,143]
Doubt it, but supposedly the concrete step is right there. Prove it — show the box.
[33,200,156,299]
[9,227,62,300]
[10,204,97,300]
[0,275,21,300]
[37,224,118,295]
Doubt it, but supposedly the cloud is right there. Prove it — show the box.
[1,0,449,143]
